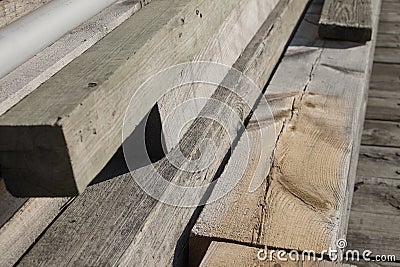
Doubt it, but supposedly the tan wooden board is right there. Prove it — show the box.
[191,0,381,260]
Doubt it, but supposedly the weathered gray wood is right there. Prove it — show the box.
[318,0,373,42]
[191,0,380,258]
[0,0,247,197]
[376,33,400,48]
[362,120,400,147]
[0,179,26,227]
[0,0,151,117]
[378,21,400,35]
[374,47,400,64]
[0,0,52,28]
[200,241,356,267]
[347,177,400,259]
[357,145,400,180]
[366,97,400,122]
[15,0,308,266]
[0,197,69,267]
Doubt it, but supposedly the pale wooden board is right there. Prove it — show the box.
[365,97,400,122]
[356,145,400,180]
[0,0,247,196]
[318,0,373,42]
[347,177,400,259]
[0,197,69,267]
[191,0,380,257]
[361,120,400,147]
[200,241,356,267]
[374,47,400,64]
[157,0,281,151]
[0,0,151,117]
[14,0,309,265]
[0,0,52,28]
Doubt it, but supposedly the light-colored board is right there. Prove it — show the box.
[0,0,247,197]
[0,0,151,117]
[347,179,400,259]
[200,241,356,267]
[365,97,400,122]
[191,0,380,257]
[361,120,400,147]
[0,0,52,28]
[318,0,373,42]
[356,145,400,180]
[0,197,69,267]
[374,47,400,64]
[15,0,309,266]
[156,0,281,152]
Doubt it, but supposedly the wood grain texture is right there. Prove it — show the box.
[200,242,355,267]
[374,47,400,64]
[318,0,373,42]
[0,0,151,117]
[347,177,400,259]
[0,0,245,197]
[357,145,400,180]
[369,63,400,98]
[361,120,400,147]
[0,0,52,28]
[15,0,307,265]
[0,197,69,267]
[191,0,380,257]
[365,97,400,122]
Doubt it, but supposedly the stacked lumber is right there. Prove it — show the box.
[318,0,373,42]
[190,0,380,264]
[0,0,294,197]
[0,0,309,265]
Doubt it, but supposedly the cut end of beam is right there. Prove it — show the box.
[0,125,79,197]
[318,0,373,42]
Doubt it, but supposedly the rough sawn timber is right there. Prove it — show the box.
[15,0,310,265]
[0,0,251,197]
[318,0,373,42]
[191,0,381,260]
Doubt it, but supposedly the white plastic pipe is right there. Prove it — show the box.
[0,0,118,78]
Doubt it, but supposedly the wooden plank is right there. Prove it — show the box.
[368,63,400,98]
[357,145,400,180]
[361,120,400,147]
[0,179,26,227]
[318,0,373,42]
[374,47,400,64]
[0,0,52,28]
[378,21,400,35]
[365,97,400,122]
[14,0,309,266]
[347,177,400,259]
[376,33,400,48]
[191,0,380,258]
[0,0,151,117]
[0,0,248,197]
[0,197,69,267]
[200,241,355,267]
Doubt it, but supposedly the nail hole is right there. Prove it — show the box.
[88,82,97,88]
